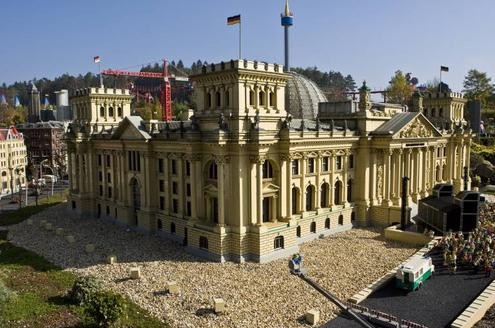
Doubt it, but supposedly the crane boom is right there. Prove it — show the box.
[101,59,188,122]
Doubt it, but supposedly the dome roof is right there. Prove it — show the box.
[285,72,327,119]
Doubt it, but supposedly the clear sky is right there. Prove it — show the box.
[1,0,494,92]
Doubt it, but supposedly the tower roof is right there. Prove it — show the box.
[284,0,292,16]
[31,82,38,93]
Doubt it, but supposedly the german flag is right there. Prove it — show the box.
[227,14,241,25]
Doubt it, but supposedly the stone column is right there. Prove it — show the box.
[343,151,350,207]
[315,155,321,210]
[382,149,392,206]
[249,158,257,225]
[215,156,226,226]
[329,152,335,207]
[256,156,264,225]
[194,157,203,220]
[369,150,377,206]
[280,154,291,219]
[300,154,307,212]
[420,148,428,198]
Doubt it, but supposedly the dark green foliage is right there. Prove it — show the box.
[68,276,104,306]
[85,291,127,327]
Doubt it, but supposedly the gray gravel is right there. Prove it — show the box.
[8,204,417,328]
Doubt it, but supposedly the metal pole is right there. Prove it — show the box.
[239,21,242,59]
[297,273,375,328]
[99,61,103,88]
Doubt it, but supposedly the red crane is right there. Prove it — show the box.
[102,60,188,122]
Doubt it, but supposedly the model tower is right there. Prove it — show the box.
[281,0,294,72]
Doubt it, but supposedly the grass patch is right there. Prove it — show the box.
[0,190,68,226]
[0,241,168,327]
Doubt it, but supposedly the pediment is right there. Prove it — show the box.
[394,115,441,139]
[111,116,150,140]
[263,182,280,195]
[203,183,218,194]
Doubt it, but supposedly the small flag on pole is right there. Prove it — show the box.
[440,66,449,72]
[227,14,241,25]
[93,56,101,63]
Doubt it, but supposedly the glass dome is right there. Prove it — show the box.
[285,72,327,119]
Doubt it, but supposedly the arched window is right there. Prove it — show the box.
[199,236,208,249]
[306,185,314,211]
[292,187,299,214]
[338,214,344,225]
[99,106,105,117]
[351,212,356,222]
[108,106,114,117]
[157,219,163,231]
[216,91,221,107]
[249,90,255,106]
[325,218,330,229]
[347,179,353,203]
[207,92,212,108]
[436,165,441,182]
[269,92,275,107]
[170,222,176,234]
[225,90,230,107]
[274,236,284,249]
[439,108,443,117]
[296,225,301,237]
[262,161,273,179]
[320,183,329,208]
[310,222,316,233]
[259,91,265,106]
[208,162,218,180]
[117,107,123,117]
[334,181,342,205]
[442,164,448,181]
[431,108,436,117]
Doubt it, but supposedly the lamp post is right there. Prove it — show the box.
[14,166,27,209]
[40,159,54,196]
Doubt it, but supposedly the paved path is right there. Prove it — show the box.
[323,249,494,328]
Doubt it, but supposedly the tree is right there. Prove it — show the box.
[133,101,161,120]
[386,70,413,105]
[463,69,494,105]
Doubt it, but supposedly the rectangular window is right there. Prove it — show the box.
[172,199,179,213]
[107,173,111,183]
[98,171,102,182]
[171,160,177,175]
[172,181,178,194]
[322,157,329,172]
[292,160,299,175]
[99,185,103,196]
[186,161,191,176]
[349,155,354,169]
[159,196,165,210]
[98,154,102,166]
[336,156,342,170]
[186,201,192,216]
[158,158,164,173]
[159,180,165,192]
[106,155,111,167]
[308,158,315,174]
[108,187,112,198]
[186,183,191,197]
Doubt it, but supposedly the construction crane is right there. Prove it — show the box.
[102,59,188,122]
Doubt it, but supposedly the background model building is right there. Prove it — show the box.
[66,59,472,263]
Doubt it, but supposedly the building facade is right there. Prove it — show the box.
[17,121,67,179]
[0,127,27,195]
[66,60,472,263]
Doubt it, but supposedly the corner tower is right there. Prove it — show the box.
[281,0,294,72]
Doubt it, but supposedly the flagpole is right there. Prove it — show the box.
[439,67,442,93]
[239,20,242,59]
[98,61,103,88]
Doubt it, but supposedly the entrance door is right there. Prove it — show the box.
[263,197,270,222]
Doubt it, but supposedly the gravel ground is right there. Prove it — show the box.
[8,204,417,328]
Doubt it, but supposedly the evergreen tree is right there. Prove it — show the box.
[463,69,494,105]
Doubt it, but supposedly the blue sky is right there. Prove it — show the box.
[1,0,494,92]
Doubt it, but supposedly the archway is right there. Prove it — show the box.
[291,187,299,214]
[320,183,329,208]
[334,180,342,205]
[347,179,353,202]
[306,185,315,211]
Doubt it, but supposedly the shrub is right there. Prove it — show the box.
[0,279,16,304]
[85,291,127,327]
[68,275,103,305]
